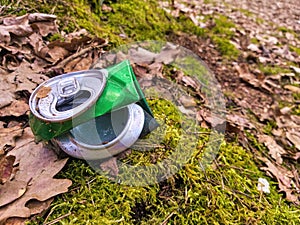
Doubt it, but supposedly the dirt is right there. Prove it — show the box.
[165,0,300,203]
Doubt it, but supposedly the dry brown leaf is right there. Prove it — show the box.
[0,126,23,152]
[47,36,92,52]
[36,86,52,99]
[0,27,10,44]
[286,132,300,150]
[25,198,53,215]
[63,57,82,73]
[0,155,15,184]
[71,55,93,71]
[7,61,48,93]
[0,180,27,207]
[155,43,180,64]
[284,85,300,94]
[0,100,29,117]
[179,95,197,107]
[28,13,56,23]
[47,46,69,63]
[99,157,119,177]
[260,157,299,204]
[2,14,28,26]
[3,24,33,37]
[31,21,58,37]
[5,217,26,225]
[0,76,15,109]
[0,128,72,223]
[226,113,256,130]
[128,47,157,63]
[258,134,286,164]
[235,64,261,88]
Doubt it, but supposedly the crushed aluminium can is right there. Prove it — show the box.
[29,60,158,159]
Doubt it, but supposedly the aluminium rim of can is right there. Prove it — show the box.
[29,69,107,123]
[52,103,145,160]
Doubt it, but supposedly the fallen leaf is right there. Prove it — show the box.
[235,64,261,88]
[99,157,119,177]
[286,132,300,150]
[5,217,26,225]
[0,28,10,44]
[0,128,72,223]
[27,13,56,23]
[155,43,180,64]
[179,95,197,107]
[0,180,27,207]
[128,47,158,63]
[47,46,69,63]
[25,198,53,215]
[260,157,298,204]
[7,61,48,93]
[0,126,23,152]
[2,14,28,26]
[258,135,286,164]
[31,21,58,37]
[36,86,52,99]
[290,66,300,75]
[0,155,15,184]
[226,113,256,130]
[0,100,29,117]
[284,85,300,94]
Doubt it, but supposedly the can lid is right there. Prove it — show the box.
[29,69,107,122]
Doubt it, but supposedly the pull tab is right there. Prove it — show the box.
[58,77,80,98]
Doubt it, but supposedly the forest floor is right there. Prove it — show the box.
[0,0,300,224]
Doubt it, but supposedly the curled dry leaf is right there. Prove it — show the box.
[260,157,299,204]
[286,132,300,150]
[31,21,58,37]
[2,14,28,26]
[27,13,56,23]
[258,134,286,164]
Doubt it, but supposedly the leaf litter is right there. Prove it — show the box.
[162,0,300,203]
[1,1,300,223]
[0,12,108,223]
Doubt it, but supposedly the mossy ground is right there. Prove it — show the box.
[2,0,300,224]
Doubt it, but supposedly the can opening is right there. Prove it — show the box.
[70,106,129,146]
[56,90,91,112]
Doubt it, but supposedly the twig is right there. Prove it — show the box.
[55,41,108,68]
[160,211,175,225]
[44,212,71,225]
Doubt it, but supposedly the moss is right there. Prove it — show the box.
[290,45,300,56]
[239,8,254,17]
[258,64,291,75]
[30,138,300,224]
[3,0,299,224]
[263,120,277,135]
[205,15,240,59]
[212,37,239,59]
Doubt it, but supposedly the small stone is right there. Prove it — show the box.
[247,43,260,52]
[290,66,300,75]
